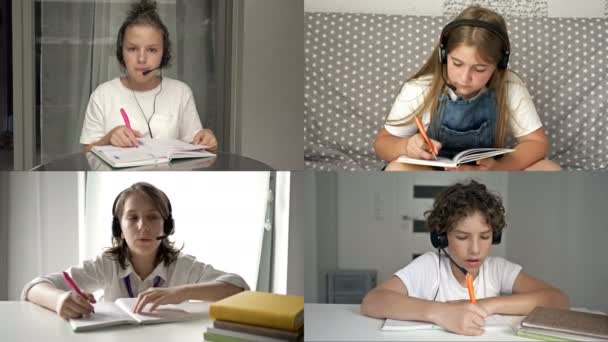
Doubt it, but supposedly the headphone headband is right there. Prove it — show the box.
[439,18,510,69]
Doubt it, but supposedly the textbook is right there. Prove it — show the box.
[209,291,304,332]
[382,314,524,332]
[397,148,514,168]
[517,307,608,341]
[68,298,207,332]
[90,138,215,168]
[204,327,299,342]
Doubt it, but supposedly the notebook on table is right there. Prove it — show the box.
[90,138,215,168]
[68,297,208,332]
[382,314,524,331]
[517,307,608,341]
[397,148,514,168]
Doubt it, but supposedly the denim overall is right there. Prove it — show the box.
[427,89,497,159]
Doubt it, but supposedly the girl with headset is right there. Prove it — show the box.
[361,180,569,336]
[22,182,248,319]
[80,0,218,152]
[374,5,560,171]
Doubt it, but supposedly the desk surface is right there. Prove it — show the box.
[31,152,274,171]
[304,303,533,341]
[0,301,211,342]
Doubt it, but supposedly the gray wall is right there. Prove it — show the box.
[0,172,8,300]
[287,172,311,296]
[237,0,304,170]
[506,172,608,312]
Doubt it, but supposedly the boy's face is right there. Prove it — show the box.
[446,44,496,99]
[446,210,493,276]
[122,24,164,83]
[120,192,164,258]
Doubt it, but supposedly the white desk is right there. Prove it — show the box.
[0,301,212,342]
[305,303,535,341]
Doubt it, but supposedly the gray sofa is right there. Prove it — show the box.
[304,12,608,170]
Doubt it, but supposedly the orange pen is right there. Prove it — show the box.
[465,273,477,304]
[413,115,438,160]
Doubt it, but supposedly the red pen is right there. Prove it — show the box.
[62,271,95,312]
[120,108,138,147]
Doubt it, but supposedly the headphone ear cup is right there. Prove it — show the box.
[164,215,175,236]
[112,217,121,238]
[493,229,502,244]
[438,45,447,65]
[430,231,448,248]
[498,52,509,69]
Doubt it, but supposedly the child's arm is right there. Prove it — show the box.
[132,281,244,313]
[26,282,96,319]
[374,128,441,162]
[361,276,489,336]
[472,128,548,171]
[476,271,569,316]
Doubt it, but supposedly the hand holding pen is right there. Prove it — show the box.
[413,115,439,160]
[56,271,96,319]
[105,108,141,147]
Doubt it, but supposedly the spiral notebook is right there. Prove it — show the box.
[90,138,215,168]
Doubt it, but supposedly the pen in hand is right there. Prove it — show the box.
[62,271,95,313]
[465,273,477,304]
[120,108,139,147]
[413,115,438,160]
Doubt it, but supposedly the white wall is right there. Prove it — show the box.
[7,172,81,300]
[304,0,606,17]
[506,172,608,312]
[238,0,304,170]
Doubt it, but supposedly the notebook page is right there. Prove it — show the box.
[382,314,524,331]
[115,298,204,325]
[68,302,135,332]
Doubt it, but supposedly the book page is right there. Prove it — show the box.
[115,298,205,325]
[68,302,135,332]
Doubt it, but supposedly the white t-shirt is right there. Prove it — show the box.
[21,253,249,302]
[384,72,542,140]
[394,251,522,302]
[79,77,204,145]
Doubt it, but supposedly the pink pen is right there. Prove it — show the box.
[120,108,138,147]
[62,271,95,312]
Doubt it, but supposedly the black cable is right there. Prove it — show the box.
[130,72,163,139]
[433,248,441,301]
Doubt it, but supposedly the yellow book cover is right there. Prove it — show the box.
[209,291,304,332]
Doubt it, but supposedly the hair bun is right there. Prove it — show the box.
[128,0,158,18]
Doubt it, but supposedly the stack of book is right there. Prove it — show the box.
[205,291,304,342]
[516,306,608,341]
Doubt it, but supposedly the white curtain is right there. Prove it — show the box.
[39,0,216,162]
[84,172,270,291]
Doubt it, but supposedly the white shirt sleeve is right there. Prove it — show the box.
[394,252,439,300]
[181,257,250,291]
[506,73,543,138]
[384,78,431,138]
[79,89,107,145]
[178,86,204,143]
[21,256,106,301]
[488,256,522,295]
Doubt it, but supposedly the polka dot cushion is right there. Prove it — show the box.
[304,12,608,171]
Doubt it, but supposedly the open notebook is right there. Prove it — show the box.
[90,138,215,168]
[382,314,525,332]
[397,148,514,168]
[68,298,208,332]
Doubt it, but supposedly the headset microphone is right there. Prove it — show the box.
[440,248,468,276]
[156,235,167,240]
[441,64,457,92]
[142,66,162,76]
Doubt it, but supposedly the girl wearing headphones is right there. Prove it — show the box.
[22,182,248,319]
[80,0,217,152]
[361,180,569,336]
[374,5,560,171]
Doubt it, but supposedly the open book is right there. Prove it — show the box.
[68,298,208,332]
[382,314,525,332]
[90,138,215,168]
[397,148,514,168]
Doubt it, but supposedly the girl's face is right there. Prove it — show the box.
[446,45,497,99]
[122,24,164,84]
[446,210,493,276]
[120,192,164,258]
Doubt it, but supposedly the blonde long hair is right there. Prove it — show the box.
[388,6,511,147]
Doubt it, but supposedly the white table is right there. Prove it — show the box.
[0,301,212,342]
[304,303,535,341]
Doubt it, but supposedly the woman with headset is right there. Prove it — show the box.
[22,182,248,318]
[80,0,218,152]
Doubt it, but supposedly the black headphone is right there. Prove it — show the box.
[438,19,510,69]
[111,188,175,239]
[430,228,502,249]
[115,22,172,70]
